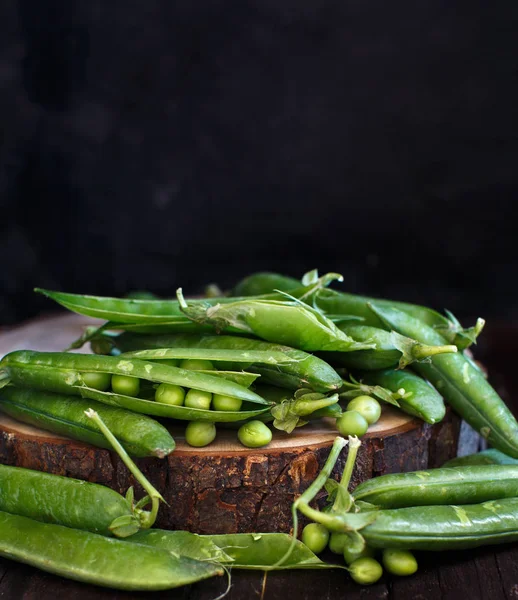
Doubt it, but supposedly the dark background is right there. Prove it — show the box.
[1,0,517,326]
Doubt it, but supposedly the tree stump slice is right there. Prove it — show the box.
[0,313,473,534]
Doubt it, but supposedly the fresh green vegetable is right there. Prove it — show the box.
[177,290,375,353]
[354,367,446,425]
[0,464,139,537]
[328,532,348,554]
[369,304,518,457]
[237,420,273,448]
[362,497,518,550]
[111,374,140,397]
[185,421,216,447]
[348,557,383,585]
[353,465,518,508]
[179,358,215,371]
[301,523,330,555]
[343,543,376,565]
[324,323,457,370]
[108,332,343,392]
[346,396,381,425]
[382,549,418,576]
[336,411,369,438]
[212,394,242,412]
[81,371,111,391]
[0,386,175,458]
[443,449,518,467]
[230,270,484,350]
[0,511,222,591]
[155,383,185,406]
[184,389,212,410]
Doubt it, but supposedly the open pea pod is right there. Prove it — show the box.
[177,291,374,353]
[0,350,267,405]
[128,530,340,571]
[79,387,270,421]
[196,370,260,387]
[120,347,298,366]
[95,332,343,393]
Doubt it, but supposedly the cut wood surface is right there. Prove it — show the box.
[0,312,466,534]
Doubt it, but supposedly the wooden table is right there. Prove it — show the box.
[0,315,517,599]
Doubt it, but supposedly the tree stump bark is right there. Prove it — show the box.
[0,313,473,534]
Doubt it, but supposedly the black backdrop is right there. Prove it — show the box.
[1,1,517,326]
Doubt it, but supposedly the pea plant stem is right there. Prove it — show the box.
[268,436,348,569]
[85,409,164,528]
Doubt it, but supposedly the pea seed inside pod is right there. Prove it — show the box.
[184,389,212,410]
[111,374,141,397]
[81,371,111,391]
[155,383,185,406]
[212,394,242,412]
[179,359,214,371]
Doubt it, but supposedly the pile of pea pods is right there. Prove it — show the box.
[2,268,518,590]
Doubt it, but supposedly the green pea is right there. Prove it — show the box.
[185,421,216,447]
[160,359,179,367]
[179,359,214,371]
[111,374,140,397]
[382,549,418,576]
[184,389,212,410]
[301,523,329,555]
[336,411,369,437]
[346,396,381,425]
[328,531,348,554]
[155,383,185,406]
[349,557,383,585]
[237,421,272,448]
[343,544,376,565]
[212,394,243,412]
[81,372,111,391]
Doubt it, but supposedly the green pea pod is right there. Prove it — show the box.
[107,332,343,392]
[362,497,518,551]
[230,271,484,350]
[368,303,518,457]
[196,370,260,387]
[0,350,267,405]
[322,324,457,370]
[0,463,141,536]
[443,449,518,467]
[177,291,374,353]
[0,511,223,591]
[353,465,518,508]
[353,368,446,425]
[0,387,175,458]
[130,530,339,571]
[128,530,233,564]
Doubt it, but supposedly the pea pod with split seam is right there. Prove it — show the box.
[362,497,518,551]
[0,511,223,591]
[97,331,343,392]
[0,386,175,458]
[176,291,375,353]
[368,303,518,458]
[352,465,518,508]
[353,368,446,425]
[129,530,340,570]
[230,271,485,350]
[0,463,142,537]
[0,350,267,405]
